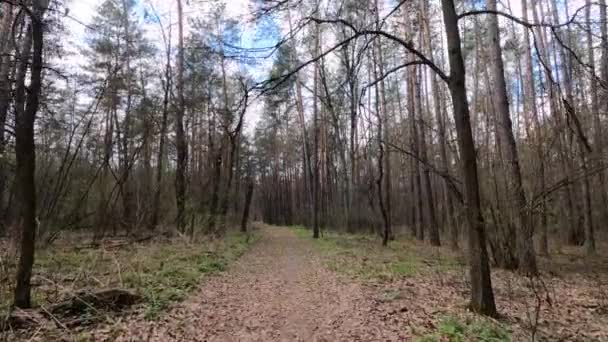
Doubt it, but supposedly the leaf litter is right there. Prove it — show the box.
[11,226,607,341]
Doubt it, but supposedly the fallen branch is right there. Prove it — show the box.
[47,288,141,318]
[74,235,155,250]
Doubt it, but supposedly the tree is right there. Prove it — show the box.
[440,0,497,316]
[0,2,14,230]
[13,0,47,308]
[312,0,321,239]
[85,0,152,236]
[150,5,172,229]
[520,0,548,256]
[486,0,537,274]
[584,0,598,255]
[422,0,455,248]
[175,0,187,233]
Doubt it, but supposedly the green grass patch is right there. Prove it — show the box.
[291,225,310,239]
[131,231,257,318]
[417,316,511,342]
[0,230,258,320]
[290,226,462,281]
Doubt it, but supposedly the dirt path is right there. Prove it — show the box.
[111,226,406,341]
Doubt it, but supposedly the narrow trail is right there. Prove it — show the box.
[113,226,406,341]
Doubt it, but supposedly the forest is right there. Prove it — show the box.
[0,0,607,340]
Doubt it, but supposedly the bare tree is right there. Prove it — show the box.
[486,0,537,274]
[14,0,47,308]
[175,0,187,233]
[441,0,497,316]
[0,2,14,230]
[150,8,172,229]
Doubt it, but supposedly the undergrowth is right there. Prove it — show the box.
[417,315,511,342]
[1,231,258,320]
[291,226,462,281]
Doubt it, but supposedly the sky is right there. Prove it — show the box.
[63,0,262,70]
[61,0,592,133]
[62,0,272,132]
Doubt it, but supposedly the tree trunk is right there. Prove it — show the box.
[373,0,392,245]
[312,3,320,239]
[602,0,608,135]
[346,46,358,232]
[14,0,46,308]
[409,72,425,241]
[402,9,425,241]
[215,33,233,232]
[487,0,537,275]
[218,143,235,228]
[415,66,440,246]
[422,0,455,248]
[584,0,600,254]
[140,70,153,222]
[533,0,578,245]
[241,182,254,232]
[521,0,548,256]
[175,0,187,232]
[150,38,171,229]
[207,152,222,234]
[288,4,314,230]
[440,0,497,316]
[0,3,14,230]
[600,0,608,242]
[550,0,587,245]
[581,152,596,254]
[120,0,134,232]
[371,44,389,246]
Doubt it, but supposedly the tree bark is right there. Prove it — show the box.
[581,151,595,254]
[486,0,537,274]
[175,0,187,232]
[534,0,579,245]
[373,0,392,245]
[371,43,389,246]
[207,152,222,234]
[344,44,358,232]
[584,0,600,254]
[312,2,320,239]
[0,3,14,230]
[150,35,171,229]
[119,0,134,232]
[440,0,497,316]
[241,182,254,232]
[601,0,608,128]
[408,71,425,241]
[550,0,587,245]
[415,66,440,246]
[521,0,548,256]
[14,0,46,308]
[422,0,455,248]
[287,4,314,229]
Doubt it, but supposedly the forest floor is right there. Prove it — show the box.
[0,229,257,341]
[82,225,608,341]
[3,225,608,341]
